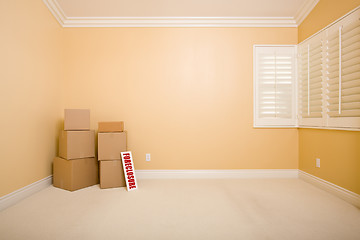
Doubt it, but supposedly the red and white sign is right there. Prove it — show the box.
[121,151,138,191]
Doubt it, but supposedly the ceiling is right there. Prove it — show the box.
[43,0,319,27]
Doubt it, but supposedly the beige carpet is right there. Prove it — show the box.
[0,179,359,240]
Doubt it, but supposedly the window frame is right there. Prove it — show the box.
[253,45,298,128]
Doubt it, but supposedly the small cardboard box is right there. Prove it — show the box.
[64,109,90,130]
[98,132,126,160]
[53,157,99,191]
[59,130,95,160]
[98,121,124,132]
[100,160,126,189]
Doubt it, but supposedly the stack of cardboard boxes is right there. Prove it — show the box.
[53,109,99,191]
[98,122,127,189]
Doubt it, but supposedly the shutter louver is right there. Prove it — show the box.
[258,55,293,119]
[298,45,309,118]
[254,46,296,127]
[326,28,341,117]
[309,40,323,118]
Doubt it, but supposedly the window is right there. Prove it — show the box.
[253,7,360,130]
[253,46,297,127]
[298,7,360,129]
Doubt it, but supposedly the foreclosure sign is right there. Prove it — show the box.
[121,151,138,191]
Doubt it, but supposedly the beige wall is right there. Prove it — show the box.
[299,0,360,42]
[298,1,360,194]
[63,27,299,170]
[299,129,360,194]
[0,0,64,197]
[0,2,300,198]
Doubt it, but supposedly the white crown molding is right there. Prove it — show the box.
[294,0,320,26]
[43,0,298,28]
[135,169,299,179]
[61,16,297,28]
[42,0,67,26]
[43,0,320,28]
[299,170,360,209]
[0,176,52,212]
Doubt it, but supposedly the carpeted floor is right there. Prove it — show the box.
[0,179,359,240]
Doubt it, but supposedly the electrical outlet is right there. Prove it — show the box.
[146,153,151,162]
[316,158,320,168]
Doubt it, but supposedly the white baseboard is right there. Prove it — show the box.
[135,169,299,179]
[299,170,360,208]
[5,171,358,212]
[0,176,52,212]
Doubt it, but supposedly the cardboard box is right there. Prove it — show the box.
[100,160,126,189]
[98,132,126,160]
[64,109,90,130]
[59,130,95,160]
[98,121,124,132]
[53,157,99,191]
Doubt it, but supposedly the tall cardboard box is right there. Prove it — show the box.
[98,132,126,160]
[98,121,124,132]
[64,109,90,130]
[53,157,99,191]
[100,160,126,189]
[59,130,95,159]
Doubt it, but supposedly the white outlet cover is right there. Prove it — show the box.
[316,158,320,168]
[146,154,151,161]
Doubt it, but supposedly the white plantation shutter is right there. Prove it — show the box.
[325,9,360,128]
[254,46,296,127]
[295,7,360,130]
[298,33,325,127]
[253,8,360,130]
